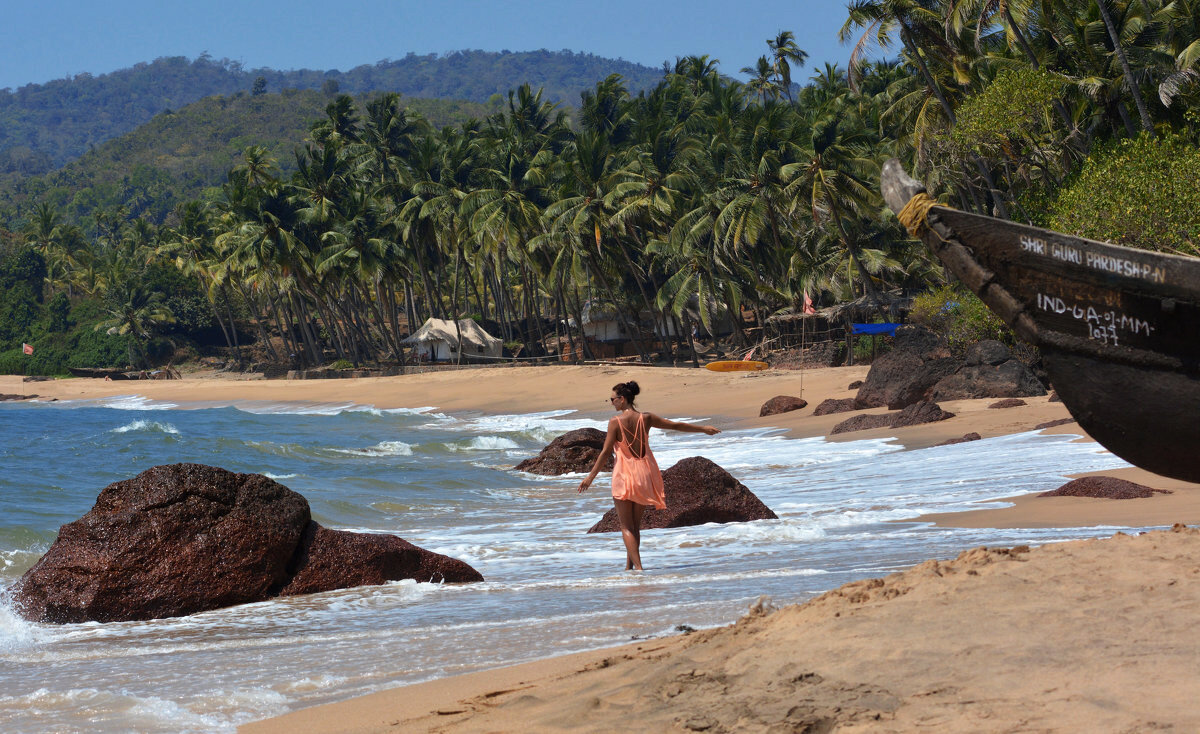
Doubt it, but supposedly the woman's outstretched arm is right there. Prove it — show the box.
[578,419,620,493]
[646,413,720,435]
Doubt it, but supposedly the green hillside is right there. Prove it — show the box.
[0,51,663,172]
[0,89,498,226]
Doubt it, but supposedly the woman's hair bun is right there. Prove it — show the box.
[625,381,641,396]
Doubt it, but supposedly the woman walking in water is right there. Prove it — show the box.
[578,381,720,570]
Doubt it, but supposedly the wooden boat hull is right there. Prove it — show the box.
[882,159,1200,482]
[705,360,769,372]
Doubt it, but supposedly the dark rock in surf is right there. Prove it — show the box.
[587,456,776,533]
[854,326,958,410]
[279,523,482,596]
[759,395,808,417]
[1036,417,1075,430]
[515,427,613,475]
[10,463,482,623]
[936,432,982,446]
[0,393,37,401]
[813,398,859,416]
[1038,476,1170,500]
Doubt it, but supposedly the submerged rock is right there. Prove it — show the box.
[10,463,482,623]
[515,427,612,475]
[936,432,982,446]
[587,456,776,533]
[279,523,482,596]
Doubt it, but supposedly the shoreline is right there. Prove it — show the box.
[8,366,1200,732]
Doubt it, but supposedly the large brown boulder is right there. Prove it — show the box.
[515,428,613,475]
[279,523,482,596]
[587,457,776,533]
[854,326,958,410]
[759,395,808,417]
[10,464,482,623]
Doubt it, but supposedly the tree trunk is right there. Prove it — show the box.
[1097,0,1155,136]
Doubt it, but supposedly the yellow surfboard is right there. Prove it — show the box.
[704,360,769,372]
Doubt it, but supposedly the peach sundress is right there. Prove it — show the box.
[611,412,666,509]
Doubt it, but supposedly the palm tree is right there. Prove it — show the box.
[96,280,175,367]
[767,31,809,102]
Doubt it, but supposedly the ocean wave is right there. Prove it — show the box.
[261,472,299,480]
[88,396,179,411]
[444,436,521,452]
[329,440,414,457]
[110,420,180,435]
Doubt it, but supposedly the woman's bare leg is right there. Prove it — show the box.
[615,499,644,570]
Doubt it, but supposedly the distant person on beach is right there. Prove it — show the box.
[578,381,720,570]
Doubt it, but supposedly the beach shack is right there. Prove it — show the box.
[403,318,503,362]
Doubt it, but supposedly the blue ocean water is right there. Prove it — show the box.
[0,396,1136,733]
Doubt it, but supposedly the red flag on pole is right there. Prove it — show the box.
[22,343,34,355]
[802,292,815,315]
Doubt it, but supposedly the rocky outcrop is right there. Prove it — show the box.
[759,396,808,417]
[10,464,481,623]
[813,398,859,416]
[515,428,612,475]
[854,326,958,410]
[0,393,37,401]
[936,432,982,446]
[847,380,863,390]
[1039,476,1171,500]
[928,341,1045,402]
[1036,417,1075,430]
[831,401,954,435]
[587,457,776,533]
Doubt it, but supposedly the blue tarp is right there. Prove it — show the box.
[850,323,901,336]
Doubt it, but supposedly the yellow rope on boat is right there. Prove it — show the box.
[896,192,950,238]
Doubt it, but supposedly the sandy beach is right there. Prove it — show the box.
[5,365,1198,732]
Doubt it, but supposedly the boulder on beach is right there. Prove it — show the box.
[813,398,859,416]
[10,463,482,623]
[1038,476,1171,500]
[515,428,612,475]
[988,398,1027,409]
[759,395,808,417]
[587,457,776,533]
[831,400,954,435]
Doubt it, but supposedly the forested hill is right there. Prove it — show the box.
[0,51,663,173]
[0,89,497,225]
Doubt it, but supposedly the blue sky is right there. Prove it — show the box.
[1,1,879,91]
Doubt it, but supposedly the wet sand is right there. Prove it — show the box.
[7,366,1198,732]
